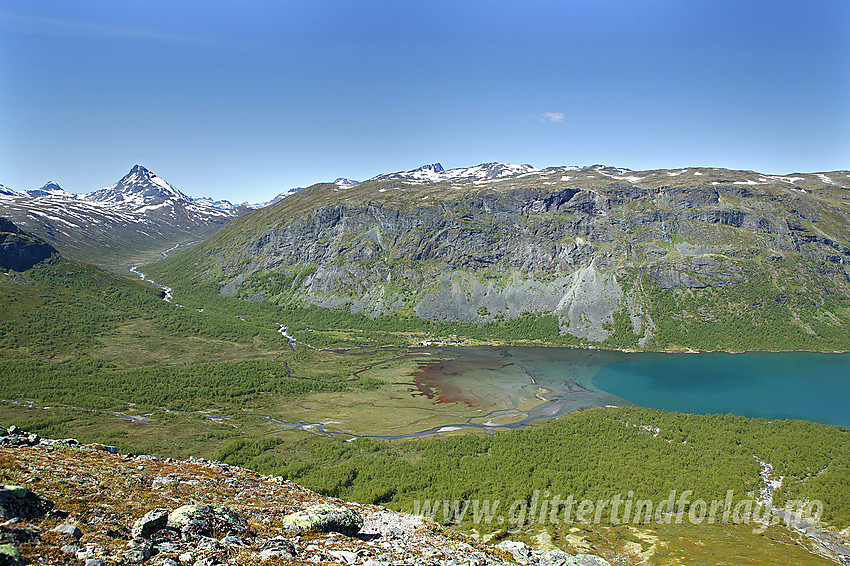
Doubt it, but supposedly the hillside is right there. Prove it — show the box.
[0,219,57,272]
[0,426,616,566]
[146,163,850,351]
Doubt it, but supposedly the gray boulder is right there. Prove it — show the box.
[123,539,153,563]
[132,508,168,539]
[281,503,363,536]
[495,541,536,564]
[0,485,53,519]
[51,524,82,539]
[166,505,249,539]
[541,550,576,566]
[259,537,296,560]
[574,555,611,566]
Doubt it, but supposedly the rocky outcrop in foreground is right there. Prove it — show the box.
[0,426,613,566]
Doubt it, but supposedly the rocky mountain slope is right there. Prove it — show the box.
[0,167,241,265]
[0,219,57,272]
[0,426,614,566]
[150,162,850,350]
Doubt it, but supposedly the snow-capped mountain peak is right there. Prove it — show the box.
[334,178,358,186]
[86,165,191,210]
[26,181,73,198]
[0,184,21,198]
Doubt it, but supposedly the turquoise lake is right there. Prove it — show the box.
[409,348,850,435]
[592,351,850,427]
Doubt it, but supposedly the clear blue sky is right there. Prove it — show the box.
[1,1,848,201]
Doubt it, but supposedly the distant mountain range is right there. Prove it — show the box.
[145,161,850,351]
[6,159,850,351]
[370,162,538,183]
[0,165,241,264]
[0,165,363,265]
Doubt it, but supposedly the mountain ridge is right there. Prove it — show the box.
[146,162,850,351]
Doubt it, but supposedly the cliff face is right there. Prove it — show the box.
[158,165,850,346]
[0,218,56,272]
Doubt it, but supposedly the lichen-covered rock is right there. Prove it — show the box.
[132,508,168,539]
[573,555,611,566]
[218,535,243,547]
[496,540,536,564]
[122,539,153,563]
[330,549,359,564]
[60,543,82,554]
[282,503,363,536]
[0,543,23,566]
[167,505,249,539]
[0,486,53,519]
[541,549,577,566]
[496,540,611,566]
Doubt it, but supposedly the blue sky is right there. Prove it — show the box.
[1,1,847,201]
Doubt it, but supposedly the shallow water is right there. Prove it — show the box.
[411,347,850,431]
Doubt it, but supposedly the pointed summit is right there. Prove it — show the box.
[87,165,190,208]
[26,181,71,198]
[118,164,163,187]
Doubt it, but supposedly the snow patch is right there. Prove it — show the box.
[768,175,805,184]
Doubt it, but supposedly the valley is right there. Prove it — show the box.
[3,3,847,563]
[2,162,850,565]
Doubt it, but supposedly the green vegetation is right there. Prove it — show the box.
[643,260,850,352]
[212,408,850,529]
[0,358,381,411]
